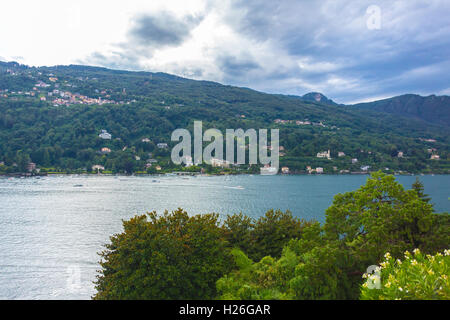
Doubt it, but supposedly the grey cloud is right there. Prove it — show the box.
[80,11,204,71]
[215,0,450,103]
[78,51,145,71]
[216,55,260,77]
[79,1,450,103]
[128,12,204,48]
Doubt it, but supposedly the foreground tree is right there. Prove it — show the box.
[223,210,311,261]
[94,209,232,300]
[412,177,431,203]
[217,172,449,300]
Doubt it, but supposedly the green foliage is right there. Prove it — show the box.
[361,249,450,300]
[412,177,431,203]
[216,226,359,300]
[324,171,440,264]
[216,248,292,300]
[217,172,449,300]
[92,173,448,300]
[93,208,233,300]
[224,210,311,261]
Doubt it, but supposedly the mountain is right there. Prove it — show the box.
[301,92,338,105]
[0,61,449,174]
[297,90,450,128]
[351,94,450,127]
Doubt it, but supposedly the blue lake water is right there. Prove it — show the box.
[0,174,448,299]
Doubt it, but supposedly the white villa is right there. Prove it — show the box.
[317,150,331,159]
[92,165,105,172]
[183,156,194,167]
[99,130,112,140]
[210,158,230,168]
[157,143,168,149]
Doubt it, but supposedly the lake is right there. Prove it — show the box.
[0,174,448,299]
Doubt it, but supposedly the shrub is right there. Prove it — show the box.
[224,209,311,261]
[94,208,232,300]
[361,249,450,300]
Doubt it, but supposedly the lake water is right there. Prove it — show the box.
[0,174,448,299]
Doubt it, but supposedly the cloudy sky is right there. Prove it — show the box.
[1,0,449,103]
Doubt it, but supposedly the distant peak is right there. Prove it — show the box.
[301,92,337,105]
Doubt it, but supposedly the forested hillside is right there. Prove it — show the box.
[352,94,450,127]
[0,61,449,174]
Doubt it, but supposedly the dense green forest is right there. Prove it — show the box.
[352,94,450,127]
[93,173,449,300]
[1,61,449,174]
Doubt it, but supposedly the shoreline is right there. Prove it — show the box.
[0,172,448,178]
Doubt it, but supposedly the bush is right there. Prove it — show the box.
[93,208,233,300]
[361,249,450,300]
[216,226,358,300]
[224,210,311,261]
[216,248,292,300]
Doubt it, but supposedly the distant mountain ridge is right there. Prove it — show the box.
[297,90,449,127]
[1,60,448,127]
[351,94,450,127]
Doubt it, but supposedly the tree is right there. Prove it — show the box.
[324,172,437,265]
[223,213,253,256]
[224,210,311,262]
[15,150,30,172]
[412,177,431,203]
[250,210,310,261]
[217,172,448,300]
[94,209,233,300]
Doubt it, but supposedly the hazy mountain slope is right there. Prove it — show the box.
[352,94,450,127]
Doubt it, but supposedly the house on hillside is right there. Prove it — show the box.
[210,158,230,168]
[27,162,36,172]
[317,150,331,159]
[99,130,112,140]
[92,165,105,172]
[183,156,193,167]
[101,147,111,154]
[430,154,440,160]
[157,143,168,149]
